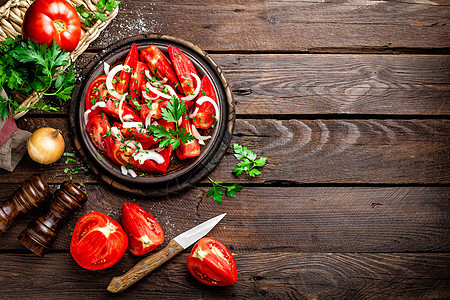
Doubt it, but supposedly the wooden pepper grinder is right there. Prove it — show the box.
[18,181,87,257]
[0,175,52,233]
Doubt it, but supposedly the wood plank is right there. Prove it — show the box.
[87,0,450,52]
[46,53,447,117]
[0,252,448,298]
[1,187,448,252]
[1,118,448,184]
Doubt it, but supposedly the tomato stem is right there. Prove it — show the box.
[53,20,67,33]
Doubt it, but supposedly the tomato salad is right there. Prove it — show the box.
[84,44,219,177]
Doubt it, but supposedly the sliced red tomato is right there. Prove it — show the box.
[111,139,136,166]
[70,212,128,271]
[168,46,198,96]
[187,238,237,286]
[129,61,149,104]
[103,97,143,122]
[132,145,173,174]
[115,43,138,94]
[140,45,180,92]
[192,75,217,129]
[121,203,164,256]
[86,75,109,111]
[119,125,158,150]
[86,113,110,153]
[22,0,81,52]
[176,114,200,160]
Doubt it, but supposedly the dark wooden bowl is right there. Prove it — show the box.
[69,34,235,196]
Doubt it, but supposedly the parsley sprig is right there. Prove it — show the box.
[76,0,121,27]
[148,95,195,149]
[232,143,267,177]
[207,177,244,204]
[0,37,75,120]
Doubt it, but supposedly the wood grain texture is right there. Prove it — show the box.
[84,0,450,52]
[0,252,448,299]
[1,117,447,184]
[1,186,448,253]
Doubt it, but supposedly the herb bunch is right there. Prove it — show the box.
[207,177,243,204]
[76,0,121,27]
[0,37,75,120]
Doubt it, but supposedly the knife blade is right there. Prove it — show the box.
[107,213,226,293]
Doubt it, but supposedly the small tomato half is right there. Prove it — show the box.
[121,203,164,256]
[70,212,128,270]
[187,238,237,286]
[22,0,81,52]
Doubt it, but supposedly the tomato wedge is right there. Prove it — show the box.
[121,203,164,256]
[168,46,198,96]
[192,75,218,129]
[103,97,143,122]
[176,114,200,160]
[86,75,109,110]
[132,145,173,174]
[86,113,110,153]
[140,45,180,92]
[187,238,238,286]
[115,43,138,94]
[129,61,149,104]
[70,212,128,271]
[119,124,158,150]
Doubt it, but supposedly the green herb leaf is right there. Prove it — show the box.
[232,143,267,177]
[206,177,244,204]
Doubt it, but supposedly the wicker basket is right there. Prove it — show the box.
[0,0,118,119]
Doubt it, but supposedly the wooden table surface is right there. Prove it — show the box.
[1,0,449,299]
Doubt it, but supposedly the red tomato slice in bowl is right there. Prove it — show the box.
[168,46,198,96]
[115,43,138,94]
[187,237,237,286]
[86,75,109,111]
[192,75,218,129]
[70,212,128,271]
[121,203,164,256]
[86,113,110,153]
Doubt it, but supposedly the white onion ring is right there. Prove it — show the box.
[181,73,201,101]
[146,82,171,99]
[145,69,168,86]
[121,165,128,176]
[106,64,124,100]
[163,84,178,97]
[123,114,134,121]
[191,124,211,145]
[123,64,132,73]
[192,96,220,120]
[84,109,91,124]
[128,169,137,178]
[91,101,106,111]
[142,87,160,101]
[111,127,122,140]
[145,110,157,128]
[103,62,110,75]
[133,150,164,165]
[122,122,144,129]
[126,140,137,149]
[118,93,128,123]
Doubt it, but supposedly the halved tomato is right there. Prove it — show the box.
[86,75,109,110]
[140,45,180,91]
[168,46,198,96]
[121,203,164,256]
[86,113,110,152]
[70,212,128,271]
[192,75,218,129]
[187,238,238,286]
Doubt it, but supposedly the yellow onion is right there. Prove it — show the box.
[27,127,65,164]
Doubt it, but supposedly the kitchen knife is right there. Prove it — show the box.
[107,213,226,293]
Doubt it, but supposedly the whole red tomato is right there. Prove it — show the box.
[187,238,237,286]
[70,212,128,270]
[121,203,164,256]
[22,0,81,52]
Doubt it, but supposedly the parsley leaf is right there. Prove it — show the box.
[232,143,267,177]
[76,0,121,27]
[206,177,244,204]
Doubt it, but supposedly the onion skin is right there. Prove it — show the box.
[27,127,65,164]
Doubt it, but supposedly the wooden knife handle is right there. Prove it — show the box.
[107,239,184,293]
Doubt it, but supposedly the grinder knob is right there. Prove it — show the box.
[18,181,87,257]
[0,175,52,233]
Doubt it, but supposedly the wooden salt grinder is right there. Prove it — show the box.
[18,181,87,257]
[0,175,52,233]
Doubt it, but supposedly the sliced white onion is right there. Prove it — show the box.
[123,114,134,121]
[145,110,157,128]
[91,101,106,111]
[123,122,144,129]
[181,73,201,101]
[103,62,110,75]
[121,165,127,176]
[126,140,137,149]
[135,141,144,150]
[123,64,132,73]
[144,69,168,86]
[111,127,122,140]
[84,109,91,124]
[192,96,220,121]
[146,82,171,99]
[191,124,211,145]
[163,84,178,97]
[106,64,124,100]
[189,107,199,119]
[128,169,137,178]
[118,93,128,123]
[142,87,160,101]
[133,150,164,165]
